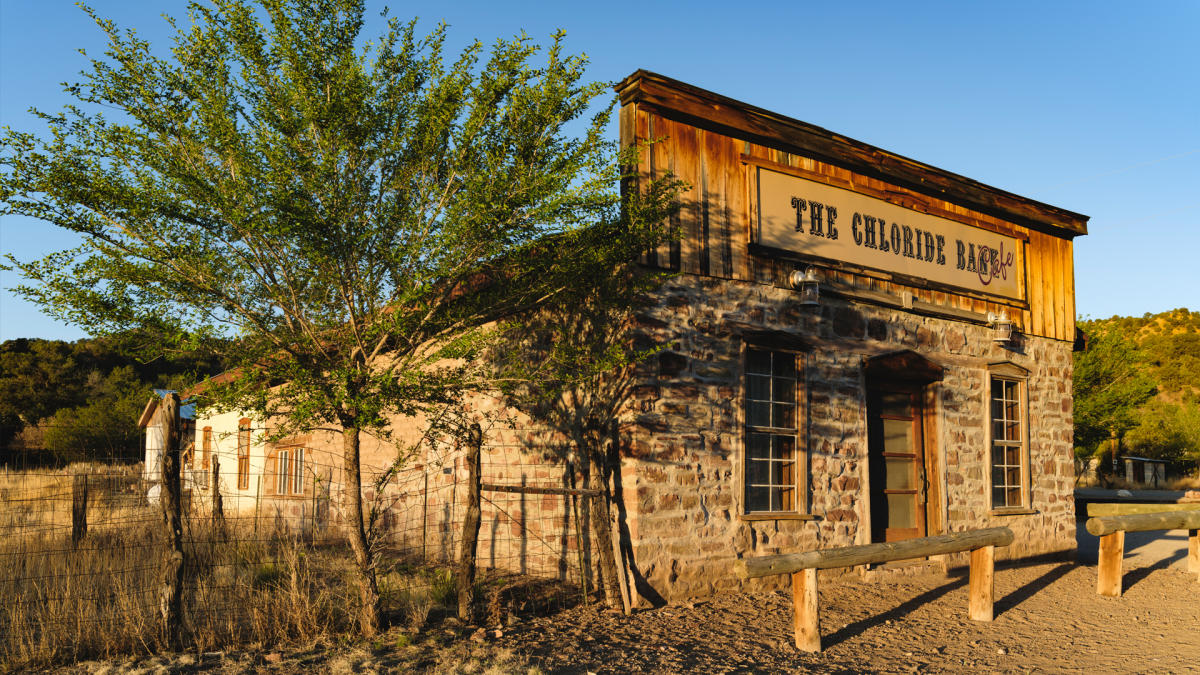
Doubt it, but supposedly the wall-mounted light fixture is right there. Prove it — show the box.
[789,266,820,306]
[988,310,1015,344]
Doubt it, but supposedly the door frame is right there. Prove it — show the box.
[863,350,944,545]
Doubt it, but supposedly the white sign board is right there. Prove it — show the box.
[756,167,1022,300]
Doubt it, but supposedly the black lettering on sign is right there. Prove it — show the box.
[902,225,914,258]
[865,216,879,249]
[936,234,946,265]
[790,197,807,232]
[852,213,863,245]
[826,206,838,240]
[913,228,923,261]
[966,243,977,273]
[890,224,901,255]
[956,240,966,270]
[810,202,824,237]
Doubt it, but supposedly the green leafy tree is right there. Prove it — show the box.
[2,0,676,635]
[43,366,149,463]
[1073,326,1156,453]
[1125,398,1200,472]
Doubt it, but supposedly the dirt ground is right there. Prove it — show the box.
[52,525,1199,674]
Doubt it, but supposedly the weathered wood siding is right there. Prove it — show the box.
[624,104,1079,342]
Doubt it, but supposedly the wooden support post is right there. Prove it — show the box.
[1188,529,1198,577]
[159,394,184,647]
[457,424,483,622]
[1097,530,1125,597]
[71,474,88,545]
[792,568,820,652]
[968,545,995,621]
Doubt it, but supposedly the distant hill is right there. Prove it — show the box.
[0,335,225,465]
[1075,308,1200,473]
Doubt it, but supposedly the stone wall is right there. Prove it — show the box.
[619,274,1076,603]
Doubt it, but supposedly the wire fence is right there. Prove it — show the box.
[0,437,600,668]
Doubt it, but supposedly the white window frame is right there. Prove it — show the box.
[986,362,1031,513]
[742,345,806,515]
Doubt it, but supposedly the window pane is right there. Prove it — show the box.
[747,401,770,427]
[886,457,915,490]
[774,435,795,461]
[992,487,1006,507]
[1005,421,1020,442]
[747,349,771,375]
[747,432,771,460]
[747,459,770,486]
[776,487,794,511]
[887,494,915,529]
[774,377,795,403]
[883,419,912,454]
[747,374,771,401]
[772,354,796,378]
[746,486,769,512]
[1005,446,1021,466]
[773,403,795,429]
[880,393,912,418]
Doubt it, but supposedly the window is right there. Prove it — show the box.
[201,427,212,470]
[744,347,802,512]
[237,419,251,490]
[277,448,291,495]
[271,446,305,496]
[988,366,1029,510]
[292,447,305,495]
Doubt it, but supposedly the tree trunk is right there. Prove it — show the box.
[587,447,621,610]
[343,425,381,636]
[457,424,483,622]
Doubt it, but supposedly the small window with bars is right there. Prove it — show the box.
[272,447,305,496]
[990,377,1025,508]
[744,347,802,513]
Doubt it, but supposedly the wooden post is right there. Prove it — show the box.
[159,394,184,646]
[457,424,483,622]
[254,475,262,535]
[1097,530,1125,597]
[1188,529,1198,577]
[569,466,589,606]
[968,545,995,621]
[211,454,224,534]
[421,469,428,562]
[71,474,88,545]
[792,568,820,652]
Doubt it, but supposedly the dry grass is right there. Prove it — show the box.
[0,465,461,671]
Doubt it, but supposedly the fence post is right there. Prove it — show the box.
[968,545,995,621]
[457,423,483,622]
[211,454,224,535]
[793,568,820,652]
[71,474,88,545]
[159,393,184,647]
[1097,530,1125,597]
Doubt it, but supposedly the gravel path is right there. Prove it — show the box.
[503,560,1199,674]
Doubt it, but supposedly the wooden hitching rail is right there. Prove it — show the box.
[733,527,1014,652]
[1083,509,1200,597]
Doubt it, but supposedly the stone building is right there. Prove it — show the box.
[606,71,1086,601]
[190,71,1088,606]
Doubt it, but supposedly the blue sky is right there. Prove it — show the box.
[2,1,1197,341]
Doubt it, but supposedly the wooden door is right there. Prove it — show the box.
[868,389,926,543]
